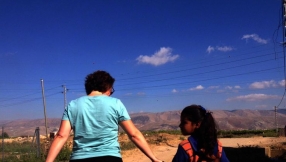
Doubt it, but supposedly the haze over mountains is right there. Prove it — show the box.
[1,109,286,137]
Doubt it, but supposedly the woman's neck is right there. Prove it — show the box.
[88,91,104,96]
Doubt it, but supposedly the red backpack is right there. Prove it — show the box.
[180,139,222,162]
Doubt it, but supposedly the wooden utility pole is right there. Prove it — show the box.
[283,0,286,45]
[41,79,48,139]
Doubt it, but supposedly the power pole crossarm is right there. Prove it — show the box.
[62,85,68,109]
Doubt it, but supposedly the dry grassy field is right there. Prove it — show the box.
[2,133,286,162]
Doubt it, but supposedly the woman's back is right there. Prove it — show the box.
[63,95,131,159]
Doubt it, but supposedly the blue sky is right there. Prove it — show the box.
[0,0,285,120]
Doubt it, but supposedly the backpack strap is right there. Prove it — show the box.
[210,140,223,162]
[179,139,199,162]
[217,140,223,158]
[180,139,223,162]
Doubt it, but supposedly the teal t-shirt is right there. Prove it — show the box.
[62,95,131,160]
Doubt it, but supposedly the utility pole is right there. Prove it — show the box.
[62,85,68,109]
[281,0,286,135]
[41,79,48,139]
[274,106,278,133]
[2,126,4,162]
[283,0,286,45]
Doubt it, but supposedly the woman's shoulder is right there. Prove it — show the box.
[72,95,89,102]
[68,96,94,105]
[69,96,124,108]
[75,95,118,101]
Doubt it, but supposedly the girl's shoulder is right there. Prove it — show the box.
[188,136,198,150]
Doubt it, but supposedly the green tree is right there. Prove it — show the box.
[1,132,9,138]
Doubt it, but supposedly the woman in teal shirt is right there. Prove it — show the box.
[46,70,163,162]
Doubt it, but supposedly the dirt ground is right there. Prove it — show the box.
[121,134,286,162]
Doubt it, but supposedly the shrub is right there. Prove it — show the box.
[2,140,72,162]
[120,141,136,150]
[179,136,185,140]
[217,129,277,138]
[0,132,9,138]
[55,145,72,161]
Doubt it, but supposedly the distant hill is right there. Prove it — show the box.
[130,109,286,131]
[1,109,286,137]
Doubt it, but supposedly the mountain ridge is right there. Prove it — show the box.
[1,109,286,137]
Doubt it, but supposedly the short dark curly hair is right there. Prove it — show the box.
[84,70,115,95]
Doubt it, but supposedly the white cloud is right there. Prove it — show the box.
[206,46,215,53]
[234,85,241,89]
[190,85,204,91]
[224,85,241,91]
[206,45,234,53]
[279,80,285,87]
[249,80,277,89]
[216,46,234,52]
[208,86,219,89]
[217,89,225,93]
[137,92,145,95]
[172,89,178,93]
[136,47,179,66]
[225,86,233,90]
[226,93,280,102]
[241,34,268,44]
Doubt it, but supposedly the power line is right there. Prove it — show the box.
[48,51,284,88]
[115,51,282,82]
[0,92,60,108]
[0,86,61,102]
[68,66,283,93]
[119,67,283,91]
[117,56,284,86]
[0,45,280,85]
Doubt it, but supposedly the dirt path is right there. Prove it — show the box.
[122,137,286,162]
[122,145,178,162]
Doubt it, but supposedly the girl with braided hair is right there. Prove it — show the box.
[172,104,229,162]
